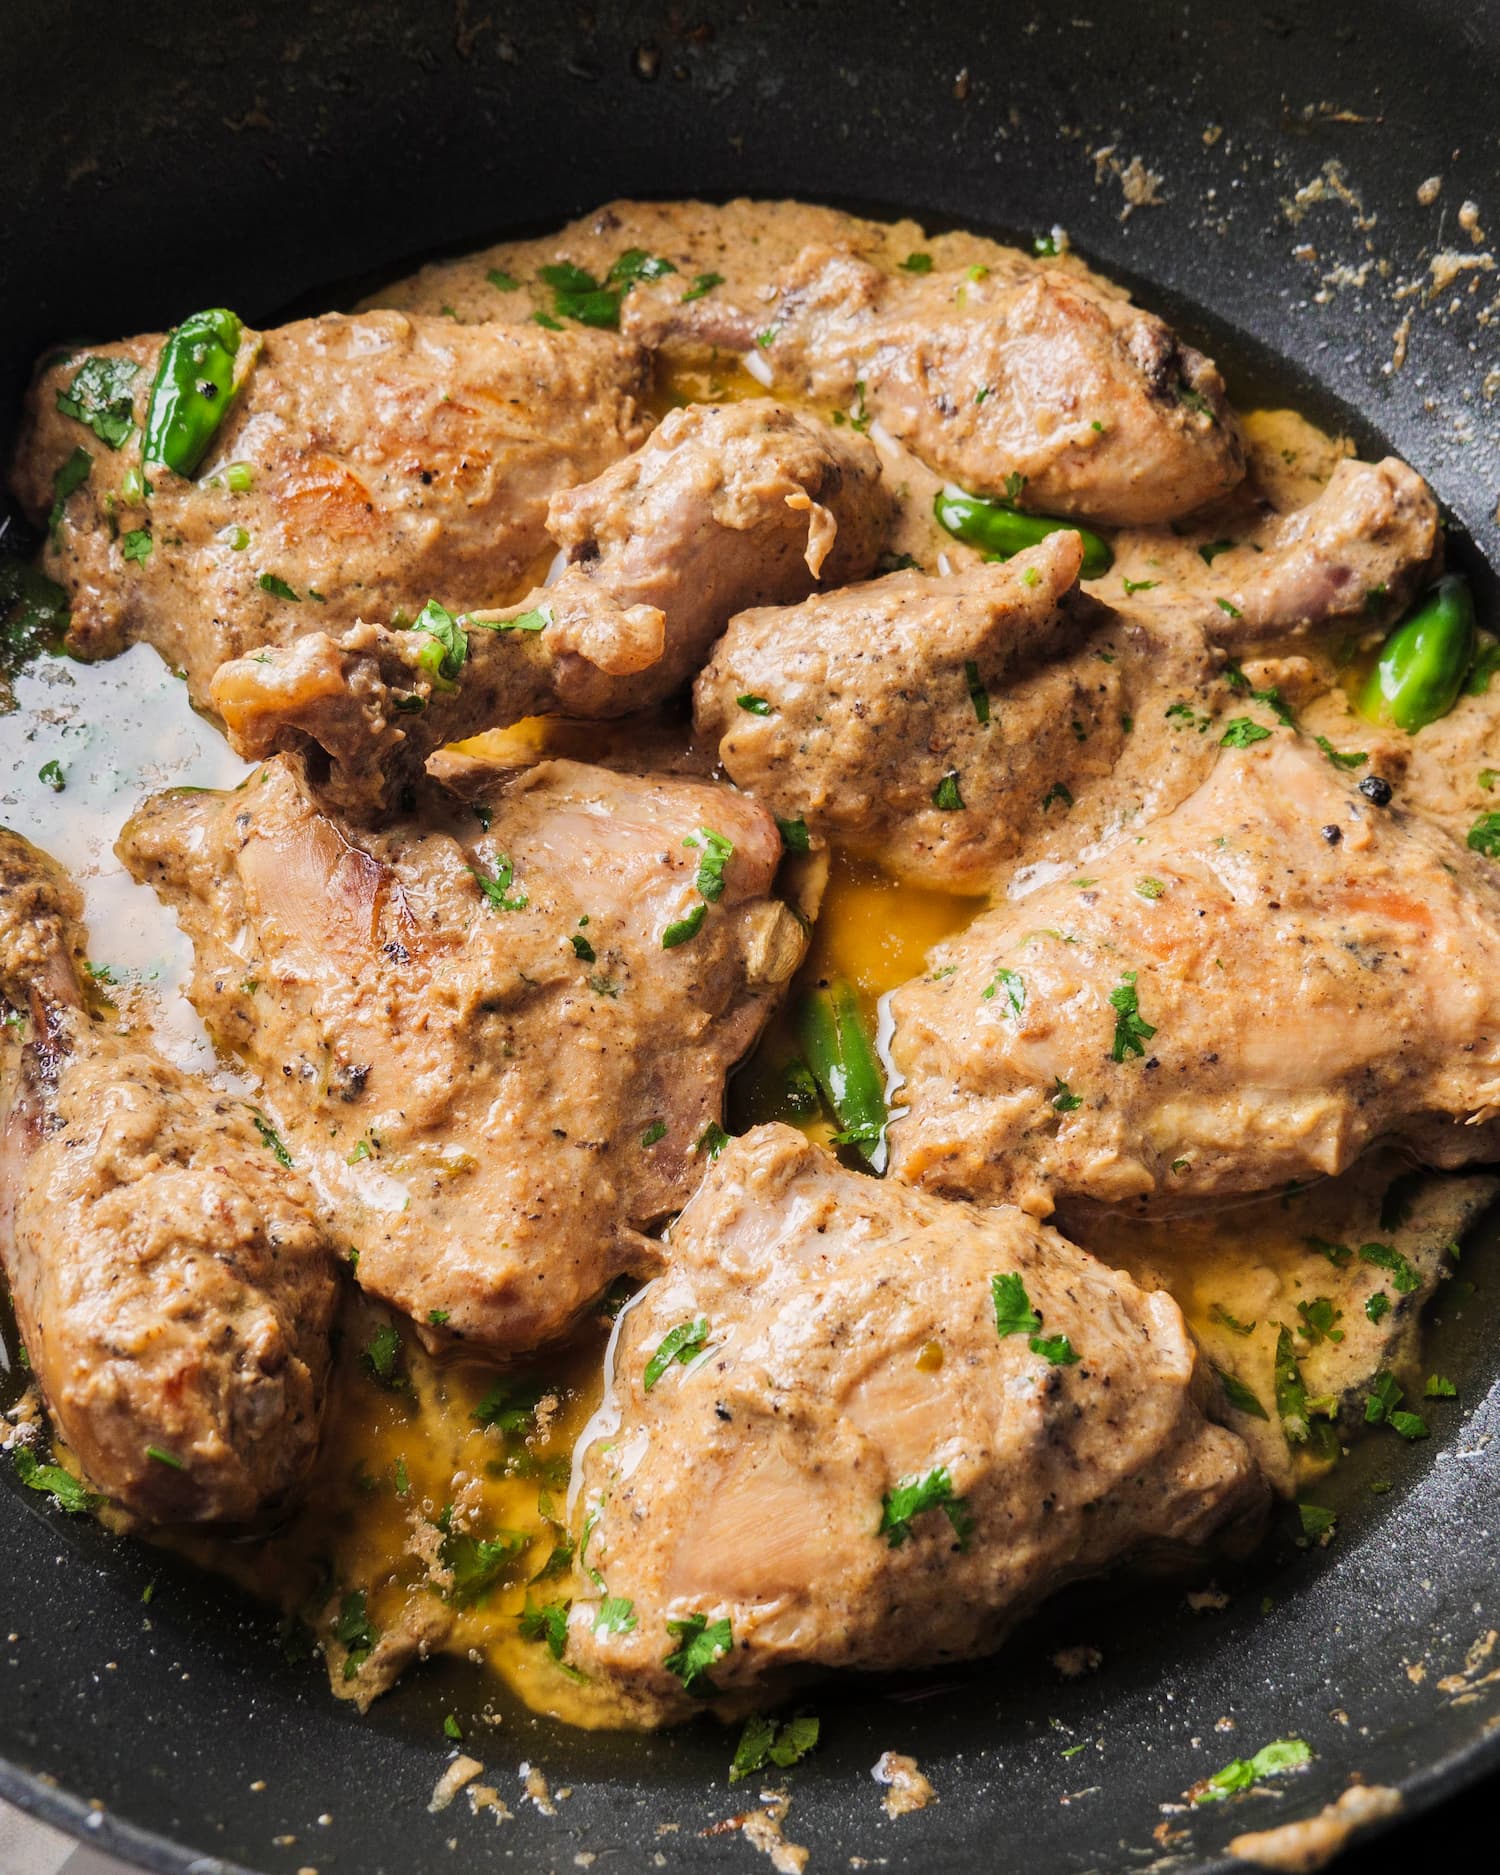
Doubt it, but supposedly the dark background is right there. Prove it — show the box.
[3,3,1499,1871]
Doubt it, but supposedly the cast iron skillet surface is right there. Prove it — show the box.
[3,3,1498,1870]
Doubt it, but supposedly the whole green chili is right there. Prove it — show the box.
[933,487,1113,580]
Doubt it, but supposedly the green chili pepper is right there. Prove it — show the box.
[143,309,251,477]
[933,487,1113,580]
[1358,574,1477,733]
[797,980,887,1166]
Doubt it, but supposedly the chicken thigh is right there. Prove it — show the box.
[563,1125,1265,1726]
[120,757,806,1351]
[0,832,337,1523]
[889,729,1500,1218]
[629,244,1244,524]
[11,312,652,701]
[695,532,1226,893]
[208,400,890,820]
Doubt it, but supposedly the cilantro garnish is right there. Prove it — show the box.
[981,966,1025,1015]
[878,1467,973,1549]
[644,1316,710,1391]
[685,826,734,901]
[1108,971,1156,1061]
[1191,1737,1312,1804]
[469,854,528,912]
[12,1445,103,1515]
[731,1712,820,1782]
[518,1596,571,1659]
[56,356,139,449]
[663,1613,732,1695]
[1219,716,1271,747]
[1357,1241,1419,1294]
[991,1272,1080,1367]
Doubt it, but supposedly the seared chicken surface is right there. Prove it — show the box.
[566,1125,1266,1724]
[120,757,805,1352]
[0,832,337,1521]
[890,731,1500,1218]
[696,531,1226,892]
[210,400,889,819]
[14,312,652,700]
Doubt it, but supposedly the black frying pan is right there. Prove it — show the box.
[3,2,1499,1869]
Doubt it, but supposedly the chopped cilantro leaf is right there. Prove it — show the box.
[12,1444,103,1515]
[469,854,528,912]
[644,1316,710,1391]
[1295,1297,1344,1345]
[1220,716,1271,747]
[442,1524,529,1606]
[571,932,597,963]
[662,904,706,948]
[362,1323,405,1390]
[685,826,734,901]
[1358,1241,1419,1294]
[1467,812,1500,859]
[899,252,934,273]
[878,1466,973,1549]
[122,528,153,565]
[981,966,1025,1015]
[594,1595,637,1636]
[663,1612,732,1695]
[334,1590,379,1678]
[1108,971,1156,1062]
[518,1596,571,1659]
[1191,1737,1312,1804]
[776,817,811,853]
[695,1122,730,1159]
[257,571,300,602]
[731,1711,819,1782]
[640,1119,667,1148]
[486,267,521,291]
[56,355,139,449]
[1365,1291,1391,1323]
[1314,734,1367,771]
[250,1111,293,1166]
[1051,1077,1083,1112]
[736,693,772,715]
[932,769,965,811]
[1425,1374,1457,1399]
[682,271,725,303]
[1298,1503,1336,1540]
[1208,1303,1256,1337]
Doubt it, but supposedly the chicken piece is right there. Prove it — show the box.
[628,244,1244,524]
[564,1124,1266,1726]
[372,195,1112,341]
[0,831,337,1523]
[1113,457,1442,650]
[695,532,1226,893]
[208,400,890,821]
[10,312,652,700]
[889,729,1500,1219]
[119,757,807,1352]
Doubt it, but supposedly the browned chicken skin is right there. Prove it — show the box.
[11,312,652,700]
[696,532,1228,892]
[629,244,1245,524]
[890,731,1500,1219]
[565,1125,1266,1726]
[120,757,808,1352]
[209,400,890,820]
[0,831,338,1522]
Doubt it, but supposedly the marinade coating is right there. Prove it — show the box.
[0,831,337,1523]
